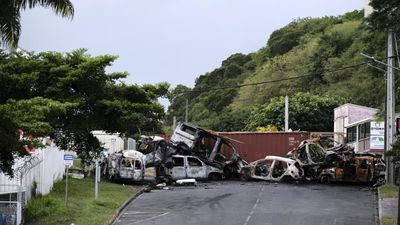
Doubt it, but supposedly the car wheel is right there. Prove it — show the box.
[320,175,332,184]
[281,175,294,183]
[240,169,251,181]
[208,173,222,181]
[373,176,386,187]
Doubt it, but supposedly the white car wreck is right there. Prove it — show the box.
[239,156,303,182]
[106,150,145,182]
[159,155,225,182]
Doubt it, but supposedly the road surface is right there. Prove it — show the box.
[113,181,377,225]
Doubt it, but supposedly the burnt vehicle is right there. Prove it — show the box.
[240,156,303,182]
[169,123,246,178]
[319,155,386,185]
[286,139,327,179]
[106,150,145,182]
[159,155,225,182]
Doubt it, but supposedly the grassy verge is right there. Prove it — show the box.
[379,184,399,199]
[382,216,396,225]
[24,177,140,225]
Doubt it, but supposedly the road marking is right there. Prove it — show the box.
[243,186,265,225]
[124,212,170,225]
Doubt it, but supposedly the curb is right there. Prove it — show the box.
[109,188,145,225]
[378,187,382,225]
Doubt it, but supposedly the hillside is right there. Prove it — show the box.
[167,10,396,132]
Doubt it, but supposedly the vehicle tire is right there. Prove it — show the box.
[373,176,386,187]
[320,175,332,184]
[224,164,239,179]
[281,175,294,183]
[208,173,222,181]
[240,169,251,181]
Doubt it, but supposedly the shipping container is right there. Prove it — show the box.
[218,132,310,163]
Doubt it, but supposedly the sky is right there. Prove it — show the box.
[19,0,364,101]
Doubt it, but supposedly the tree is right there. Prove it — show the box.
[368,0,400,33]
[166,84,191,124]
[0,0,74,48]
[0,50,167,175]
[245,92,344,132]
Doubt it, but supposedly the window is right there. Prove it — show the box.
[181,124,197,136]
[134,160,142,169]
[366,122,371,138]
[187,157,202,167]
[308,144,325,163]
[173,157,184,167]
[347,126,357,143]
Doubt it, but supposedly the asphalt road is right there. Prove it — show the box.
[113,181,377,225]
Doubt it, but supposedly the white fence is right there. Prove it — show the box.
[0,146,65,225]
[0,146,65,200]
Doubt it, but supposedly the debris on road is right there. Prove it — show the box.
[176,179,197,186]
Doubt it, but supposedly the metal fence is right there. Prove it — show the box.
[0,146,66,224]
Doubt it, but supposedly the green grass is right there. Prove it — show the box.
[379,184,399,199]
[24,177,140,225]
[382,216,396,225]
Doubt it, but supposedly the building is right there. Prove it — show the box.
[334,103,384,154]
[92,131,124,153]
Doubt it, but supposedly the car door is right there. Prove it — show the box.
[356,158,370,182]
[170,156,187,180]
[186,156,207,179]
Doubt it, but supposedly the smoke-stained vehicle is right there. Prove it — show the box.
[160,155,225,181]
[169,123,247,177]
[106,150,145,182]
[319,155,386,185]
[239,156,303,182]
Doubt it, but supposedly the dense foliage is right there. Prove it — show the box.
[0,0,74,48]
[0,50,167,175]
[245,93,343,131]
[168,7,400,132]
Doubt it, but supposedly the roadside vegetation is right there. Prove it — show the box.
[379,184,398,225]
[24,177,139,225]
[379,184,398,199]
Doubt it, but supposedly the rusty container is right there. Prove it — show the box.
[218,132,310,163]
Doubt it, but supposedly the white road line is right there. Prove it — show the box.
[124,211,168,215]
[124,212,171,225]
[243,186,265,225]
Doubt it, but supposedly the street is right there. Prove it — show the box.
[113,181,377,225]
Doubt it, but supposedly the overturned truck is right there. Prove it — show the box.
[144,123,246,182]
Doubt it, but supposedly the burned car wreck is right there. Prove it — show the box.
[240,156,303,182]
[287,138,386,185]
[143,123,246,182]
[105,150,145,182]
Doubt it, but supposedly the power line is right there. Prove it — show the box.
[171,56,396,98]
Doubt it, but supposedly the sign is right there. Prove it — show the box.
[64,154,74,167]
[370,121,384,150]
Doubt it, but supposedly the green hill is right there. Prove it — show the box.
[167,10,396,132]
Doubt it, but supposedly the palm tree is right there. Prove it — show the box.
[0,0,74,49]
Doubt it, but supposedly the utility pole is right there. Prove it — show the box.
[185,98,189,123]
[285,96,289,132]
[386,31,395,184]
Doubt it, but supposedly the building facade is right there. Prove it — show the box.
[334,103,384,154]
